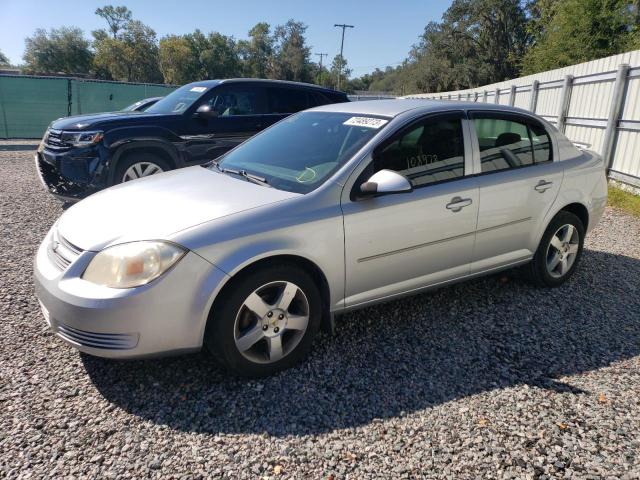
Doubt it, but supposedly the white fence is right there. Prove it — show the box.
[404,50,640,188]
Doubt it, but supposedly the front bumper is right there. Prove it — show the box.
[34,230,229,358]
[35,145,109,200]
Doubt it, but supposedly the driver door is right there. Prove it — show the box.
[181,85,266,164]
[341,113,479,308]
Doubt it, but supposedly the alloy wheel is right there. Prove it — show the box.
[545,223,580,278]
[122,162,164,182]
[233,281,310,364]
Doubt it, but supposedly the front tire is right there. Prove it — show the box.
[205,263,323,377]
[114,154,170,185]
[528,211,585,287]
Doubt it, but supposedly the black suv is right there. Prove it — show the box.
[36,79,349,201]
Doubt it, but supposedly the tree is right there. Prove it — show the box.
[330,54,352,90]
[270,20,312,82]
[23,27,93,74]
[159,35,198,84]
[0,50,9,65]
[238,23,273,78]
[198,32,241,79]
[93,19,162,82]
[522,0,639,74]
[95,5,132,38]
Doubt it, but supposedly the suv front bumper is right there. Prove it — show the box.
[35,145,109,200]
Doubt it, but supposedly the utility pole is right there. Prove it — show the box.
[315,52,328,85]
[334,23,354,90]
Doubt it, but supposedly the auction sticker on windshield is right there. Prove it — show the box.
[343,117,389,129]
[190,87,207,93]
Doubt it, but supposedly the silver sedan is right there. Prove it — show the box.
[34,100,608,376]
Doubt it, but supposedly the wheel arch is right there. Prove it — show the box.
[205,254,334,337]
[108,140,180,185]
[559,202,589,231]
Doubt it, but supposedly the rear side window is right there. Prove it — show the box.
[267,88,309,113]
[373,116,465,187]
[530,123,552,164]
[473,116,552,173]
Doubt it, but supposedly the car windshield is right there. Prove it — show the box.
[213,112,388,194]
[146,85,210,114]
[121,100,147,111]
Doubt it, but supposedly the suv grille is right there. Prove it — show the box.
[44,129,72,151]
[48,230,83,271]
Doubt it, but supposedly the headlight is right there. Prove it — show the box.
[82,241,186,288]
[61,130,104,147]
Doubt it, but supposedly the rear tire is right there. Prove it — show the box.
[114,154,171,185]
[528,211,585,287]
[204,263,323,377]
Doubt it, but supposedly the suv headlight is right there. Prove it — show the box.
[82,241,186,288]
[61,130,104,147]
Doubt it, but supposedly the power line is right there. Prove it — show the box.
[334,23,354,90]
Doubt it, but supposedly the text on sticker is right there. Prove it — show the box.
[343,117,389,129]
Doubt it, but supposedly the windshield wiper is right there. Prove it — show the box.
[207,159,224,172]
[222,168,271,188]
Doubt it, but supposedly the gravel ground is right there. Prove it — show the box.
[1,140,640,479]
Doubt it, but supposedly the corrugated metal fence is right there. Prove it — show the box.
[0,75,177,139]
[404,50,640,188]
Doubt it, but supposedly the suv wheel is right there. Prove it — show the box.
[205,264,322,377]
[528,211,585,287]
[115,155,170,184]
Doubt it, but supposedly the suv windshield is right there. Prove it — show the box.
[213,112,387,194]
[146,84,210,114]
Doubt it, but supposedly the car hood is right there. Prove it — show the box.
[56,166,300,251]
[50,111,176,131]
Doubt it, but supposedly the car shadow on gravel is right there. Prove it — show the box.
[82,249,640,436]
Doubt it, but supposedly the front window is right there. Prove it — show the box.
[146,84,211,114]
[213,112,387,193]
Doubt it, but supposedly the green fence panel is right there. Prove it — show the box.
[72,80,176,115]
[0,76,69,138]
[0,75,178,138]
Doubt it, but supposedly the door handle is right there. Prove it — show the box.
[534,180,553,193]
[446,196,473,212]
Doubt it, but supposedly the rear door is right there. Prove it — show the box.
[181,84,266,163]
[469,111,563,272]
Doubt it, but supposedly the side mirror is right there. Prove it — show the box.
[194,104,218,119]
[359,169,412,196]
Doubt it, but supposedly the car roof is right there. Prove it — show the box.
[310,99,534,118]
[186,78,345,96]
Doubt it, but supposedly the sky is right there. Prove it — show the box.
[0,0,448,77]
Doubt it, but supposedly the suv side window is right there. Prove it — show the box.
[372,116,465,188]
[267,87,309,114]
[205,87,260,116]
[473,116,552,172]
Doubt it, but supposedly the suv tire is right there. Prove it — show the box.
[114,154,171,184]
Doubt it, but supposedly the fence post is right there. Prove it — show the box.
[67,79,72,117]
[508,85,516,106]
[529,80,539,113]
[483,90,488,103]
[556,75,574,133]
[602,63,630,171]
[494,88,500,104]
[474,92,479,102]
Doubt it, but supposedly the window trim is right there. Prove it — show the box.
[467,110,554,176]
[350,111,470,200]
[189,84,267,117]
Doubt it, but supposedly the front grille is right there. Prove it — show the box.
[44,129,72,151]
[56,323,139,350]
[48,230,83,271]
